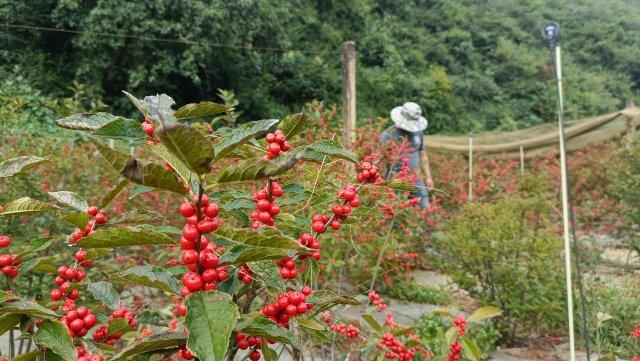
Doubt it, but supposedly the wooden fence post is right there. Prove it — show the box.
[341,41,356,144]
[520,145,525,175]
[468,132,473,201]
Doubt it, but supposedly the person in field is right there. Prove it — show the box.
[380,102,434,208]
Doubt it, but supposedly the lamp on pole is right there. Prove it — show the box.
[542,22,577,361]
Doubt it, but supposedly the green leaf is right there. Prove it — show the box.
[306,140,359,164]
[295,317,331,343]
[136,311,167,327]
[249,261,286,292]
[214,119,278,160]
[85,248,113,260]
[61,212,91,229]
[129,184,155,199]
[0,290,15,302]
[175,101,227,119]
[0,197,56,216]
[123,92,175,123]
[35,320,76,361]
[110,266,180,294]
[220,198,254,211]
[363,314,382,334]
[92,139,186,195]
[466,306,502,323]
[150,144,197,189]
[215,275,239,295]
[184,291,239,361]
[12,349,40,361]
[48,191,88,212]
[108,210,166,225]
[154,123,215,174]
[432,307,454,319]
[91,117,145,140]
[379,179,416,192]
[350,206,382,220]
[107,317,134,336]
[16,237,54,259]
[277,112,309,139]
[0,156,46,178]
[111,332,186,361]
[88,281,121,309]
[236,315,302,348]
[460,337,483,361]
[100,178,128,209]
[77,227,177,248]
[217,149,306,183]
[0,300,59,320]
[0,313,22,334]
[261,340,278,361]
[444,326,459,344]
[305,290,360,315]
[44,349,67,361]
[215,227,306,264]
[55,112,119,131]
[19,256,57,274]
[220,246,294,265]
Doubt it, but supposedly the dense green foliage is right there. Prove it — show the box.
[2,0,639,133]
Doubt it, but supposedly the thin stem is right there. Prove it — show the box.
[368,218,396,291]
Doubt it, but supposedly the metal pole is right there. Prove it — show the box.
[519,145,525,175]
[554,44,576,361]
[468,132,473,201]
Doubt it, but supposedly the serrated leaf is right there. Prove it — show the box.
[129,184,155,199]
[35,320,76,361]
[175,101,227,119]
[16,237,54,259]
[61,212,91,229]
[111,332,186,361]
[0,312,22,334]
[150,144,197,190]
[236,315,301,349]
[445,326,459,344]
[85,248,112,260]
[278,192,309,206]
[123,92,175,123]
[0,197,56,216]
[305,290,360,315]
[0,301,59,320]
[91,117,145,140]
[44,349,67,361]
[295,318,331,343]
[48,191,88,211]
[77,227,176,248]
[363,314,382,334]
[92,139,186,195]
[216,226,306,251]
[220,198,255,211]
[220,246,294,265]
[350,206,382,220]
[100,178,128,209]
[19,256,57,274]
[466,306,502,323]
[306,140,359,164]
[12,349,40,361]
[184,291,239,361]
[214,119,278,160]
[108,210,166,225]
[55,112,118,131]
[107,317,134,336]
[136,311,167,327]
[88,281,121,309]
[249,261,286,292]
[277,113,309,139]
[0,156,46,178]
[110,266,180,294]
[215,275,239,295]
[155,123,214,174]
[217,149,305,183]
[261,340,278,361]
[460,337,483,361]
[226,209,250,227]
[379,179,416,192]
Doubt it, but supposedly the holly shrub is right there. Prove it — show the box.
[2,92,487,361]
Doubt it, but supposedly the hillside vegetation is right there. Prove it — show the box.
[2,0,639,132]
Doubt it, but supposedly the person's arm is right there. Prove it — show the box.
[419,149,434,189]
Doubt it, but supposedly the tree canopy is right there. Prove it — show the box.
[2,0,639,133]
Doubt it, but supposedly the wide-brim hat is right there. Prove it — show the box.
[390,102,428,132]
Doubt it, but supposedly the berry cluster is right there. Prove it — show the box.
[59,306,96,338]
[446,340,462,361]
[250,181,284,229]
[50,264,88,302]
[76,346,103,361]
[178,195,225,296]
[356,161,381,183]
[368,290,387,312]
[236,332,271,360]
[177,347,194,360]
[453,315,466,336]
[236,264,254,285]
[297,233,320,261]
[92,306,137,344]
[0,236,18,278]
[379,333,417,361]
[321,313,360,339]
[261,287,313,328]
[632,326,640,339]
[275,257,298,280]
[264,130,292,160]
[70,206,108,244]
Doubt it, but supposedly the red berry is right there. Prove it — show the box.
[268,142,281,154]
[75,250,86,262]
[302,286,312,296]
[181,348,195,360]
[182,273,203,292]
[237,339,250,350]
[202,269,217,283]
[266,133,275,142]
[50,288,63,301]
[269,204,280,216]
[2,265,18,278]
[67,289,80,300]
[200,253,219,269]
[250,350,261,361]
[69,319,84,332]
[179,203,196,218]
[204,203,219,218]
[0,236,10,248]
[256,199,271,211]
[181,250,199,265]
[312,222,326,233]
[87,206,99,216]
[0,254,11,267]
[350,198,361,207]
[331,220,341,230]
[94,213,107,224]
[180,237,196,250]
[177,303,187,316]
[182,224,199,241]
[76,306,88,318]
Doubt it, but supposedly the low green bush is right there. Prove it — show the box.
[384,281,450,305]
